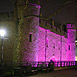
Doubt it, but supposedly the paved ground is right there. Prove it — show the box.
[30,69,77,77]
[2,67,77,77]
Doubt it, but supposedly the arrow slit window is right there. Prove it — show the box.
[29,34,32,42]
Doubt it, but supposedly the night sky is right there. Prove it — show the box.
[0,0,77,38]
[42,0,77,23]
[0,0,77,24]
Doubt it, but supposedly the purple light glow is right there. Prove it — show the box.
[58,62,60,67]
[18,0,75,67]
[38,26,68,62]
[67,24,76,61]
[37,24,75,66]
[22,9,75,66]
[22,24,75,67]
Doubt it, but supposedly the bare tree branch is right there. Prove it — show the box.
[47,0,77,20]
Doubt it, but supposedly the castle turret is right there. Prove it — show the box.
[17,0,40,62]
[67,24,76,62]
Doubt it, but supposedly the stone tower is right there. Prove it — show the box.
[67,24,76,61]
[17,0,40,62]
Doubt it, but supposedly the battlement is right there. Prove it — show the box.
[50,24,67,37]
[67,24,75,29]
[39,19,67,38]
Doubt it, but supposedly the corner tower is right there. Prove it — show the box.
[18,0,40,62]
[67,24,76,62]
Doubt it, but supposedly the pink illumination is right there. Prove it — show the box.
[58,62,60,67]
[65,62,67,66]
[67,24,76,62]
[38,26,68,62]
[37,24,75,66]
[22,19,75,67]
[70,62,71,66]
[62,62,64,66]
[19,0,75,67]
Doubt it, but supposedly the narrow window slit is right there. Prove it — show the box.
[29,34,32,42]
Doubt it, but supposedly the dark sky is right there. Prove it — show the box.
[0,0,77,38]
[0,0,77,25]
[0,0,15,12]
[40,0,77,25]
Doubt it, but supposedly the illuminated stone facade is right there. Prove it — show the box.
[67,24,76,61]
[38,24,76,62]
[0,0,76,65]
[15,0,76,63]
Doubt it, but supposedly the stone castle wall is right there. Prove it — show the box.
[67,24,76,61]
[16,0,76,63]
[19,3,40,62]
[38,24,76,62]
[38,26,68,62]
[0,0,76,65]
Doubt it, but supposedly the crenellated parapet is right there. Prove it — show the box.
[67,24,76,29]
[39,19,67,38]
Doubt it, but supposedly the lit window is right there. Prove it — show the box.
[29,34,32,42]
